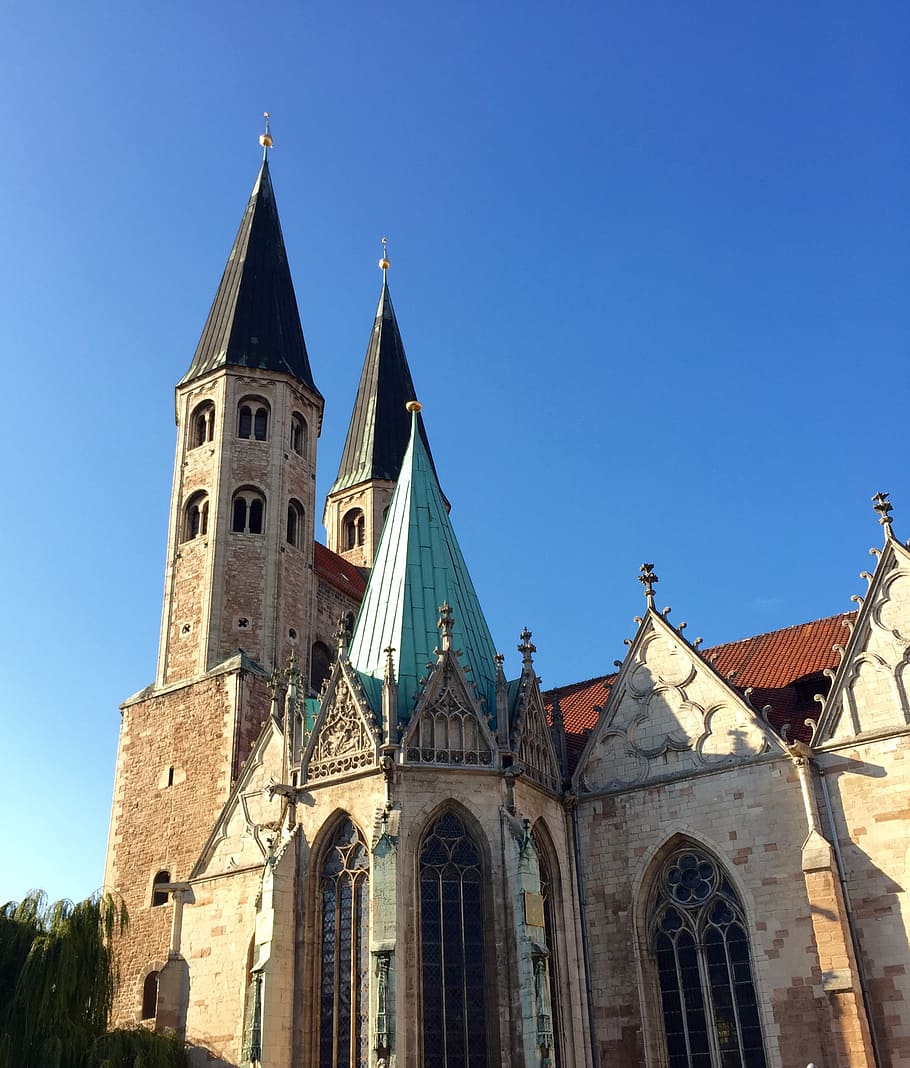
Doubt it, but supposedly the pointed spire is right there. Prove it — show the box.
[328,255,439,495]
[348,406,499,725]
[179,122,319,392]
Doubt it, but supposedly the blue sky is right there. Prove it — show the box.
[0,2,907,905]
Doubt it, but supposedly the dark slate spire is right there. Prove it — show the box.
[329,274,437,495]
[179,159,319,392]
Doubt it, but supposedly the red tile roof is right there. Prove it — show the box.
[313,541,367,599]
[545,612,854,772]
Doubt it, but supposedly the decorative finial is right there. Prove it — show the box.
[379,236,390,273]
[639,563,658,606]
[259,112,273,160]
[405,400,422,414]
[518,627,536,667]
[437,601,455,651]
[383,645,396,682]
[872,491,894,535]
[335,612,353,654]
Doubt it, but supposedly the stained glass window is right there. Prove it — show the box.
[420,811,489,1068]
[318,819,369,1068]
[651,848,766,1068]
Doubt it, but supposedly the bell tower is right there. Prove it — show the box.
[157,122,323,686]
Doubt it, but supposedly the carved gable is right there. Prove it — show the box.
[512,677,562,793]
[302,663,379,784]
[817,538,910,744]
[575,611,783,793]
[404,650,499,768]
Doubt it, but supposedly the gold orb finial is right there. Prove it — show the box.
[259,112,273,151]
[379,235,390,271]
[405,400,422,413]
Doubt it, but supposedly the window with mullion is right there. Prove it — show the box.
[318,819,368,1068]
[650,848,766,1068]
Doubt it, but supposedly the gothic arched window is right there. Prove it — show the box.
[420,810,490,1067]
[534,828,563,1068]
[650,847,766,1068]
[318,818,369,1068]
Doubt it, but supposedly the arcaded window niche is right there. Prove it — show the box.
[190,401,215,449]
[238,397,269,441]
[342,508,365,551]
[182,492,209,542]
[290,412,307,456]
[232,489,266,535]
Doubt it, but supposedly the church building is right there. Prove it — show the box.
[103,133,910,1068]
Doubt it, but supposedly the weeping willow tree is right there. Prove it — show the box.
[0,891,185,1068]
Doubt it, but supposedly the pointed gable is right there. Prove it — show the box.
[574,609,784,794]
[348,410,499,726]
[817,532,910,744]
[302,659,380,784]
[330,278,438,495]
[179,160,319,392]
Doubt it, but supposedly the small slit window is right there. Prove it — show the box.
[238,398,269,441]
[287,499,304,548]
[290,412,307,456]
[141,970,159,1020]
[182,492,209,542]
[232,490,266,535]
[151,870,170,907]
[190,401,215,448]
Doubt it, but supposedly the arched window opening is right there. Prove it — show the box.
[290,412,307,456]
[182,492,208,542]
[191,402,215,448]
[650,847,766,1068]
[141,970,159,1020]
[318,819,369,1068]
[420,811,489,1067]
[151,870,170,907]
[534,831,563,1068]
[232,490,266,535]
[343,509,365,551]
[287,499,304,548]
[311,641,332,695]
[238,399,269,441]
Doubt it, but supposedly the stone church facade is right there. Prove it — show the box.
[103,142,910,1068]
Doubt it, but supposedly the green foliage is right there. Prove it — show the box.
[0,891,185,1068]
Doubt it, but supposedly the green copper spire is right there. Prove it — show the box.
[348,407,499,725]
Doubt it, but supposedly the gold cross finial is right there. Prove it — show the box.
[379,236,390,274]
[259,112,273,160]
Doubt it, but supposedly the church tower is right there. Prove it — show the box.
[158,130,323,686]
[105,126,324,1030]
[323,250,437,568]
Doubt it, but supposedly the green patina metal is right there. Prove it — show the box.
[348,412,499,727]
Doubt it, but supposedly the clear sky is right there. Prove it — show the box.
[0,2,907,905]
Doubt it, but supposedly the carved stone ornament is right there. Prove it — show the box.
[307,684,377,782]
[514,686,562,793]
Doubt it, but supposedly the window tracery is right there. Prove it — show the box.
[318,819,369,1068]
[650,847,766,1068]
[420,811,490,1067]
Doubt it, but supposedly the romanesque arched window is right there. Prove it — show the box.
[290,412,307,456]
[650,846,766,1068]
[420,810,489,1067]
[287,499,304,548]
[342,509,365,551]
[191,401,215,448]
[141,970,159,1020]
[238,398,269,441]
[182,492,209,542]
[318,818,369,1068]
[232,489,265,534]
